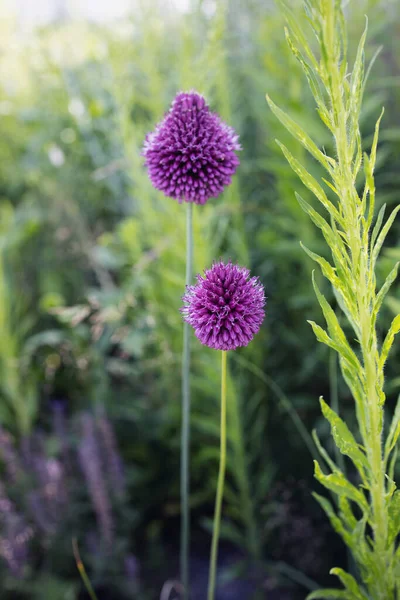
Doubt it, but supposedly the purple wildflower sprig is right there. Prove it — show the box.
[78,414,114,549]
[143,91,241,205]
[181,261,265,351]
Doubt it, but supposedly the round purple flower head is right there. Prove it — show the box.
[181,261,265,351]
[143,91,241,205]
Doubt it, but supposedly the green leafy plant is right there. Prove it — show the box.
[267,0,400,597]
[0,203,39,435]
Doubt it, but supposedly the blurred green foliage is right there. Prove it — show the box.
[0,0,399,597]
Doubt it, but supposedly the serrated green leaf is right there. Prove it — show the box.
[276,140,341,222]
[313,429,339,473]
[314,460,368,511]
[266,95,335,171]
[308,322,362,381]
[364,110,384,230]
[353,129,363,180]
[330,568,368,599]
[312,273,355,351]
[372,205,400,267]
[285,27,326,112]
[379,314,400,371]
[332,286,360,338]
[322,178,340,197]
[296,193,351,274]
[369,108,385,174]
[320,398,368,477]
[388,491,400,546]
[372,262,399,328]
[349,19,367,131]
[301,243,338,286]
[370,203,386,252]
[308,277,362,375]
[313,492,352,547]
[388,447,398,483]
[338,496,357,531]
[385,395,400,464]
[308,320,333,346]
[275,0,319,69]
[297,194,333,236]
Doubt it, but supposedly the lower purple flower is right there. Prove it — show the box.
[181,261,265,351]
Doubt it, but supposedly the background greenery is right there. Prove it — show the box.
[0,0,399,598]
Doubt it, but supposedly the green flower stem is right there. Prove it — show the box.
[208,350,228,600]
[181,201,193,600]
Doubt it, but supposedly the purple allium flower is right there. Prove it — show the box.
[182,261,265,351]
[143,91,241,205]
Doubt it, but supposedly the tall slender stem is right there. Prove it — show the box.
[181,202,193,600]
[326,0,390,586]
[208,350,228,600]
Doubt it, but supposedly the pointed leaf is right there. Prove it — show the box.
[274,0,319,69]
[309,276,362,373]
[313,493,352,547]
[373,262,399,326]
[285,27,326,112]
[372,205,400,266]
[296,193,351,273]
[385,394,400,463]
[330,568,368,599]
[320,398,368,477]
[369,108,385,173]
[266,95,335,171]
[301,243,338,287]
[349,19,367,122]
[388,491,400,546]
[379,314,400,371]
[338,496,357,531]
[314,460,368,511]
[370,204,386,252]
[313,429,339,474]
[276,140,341,221]
[308,320,334,346]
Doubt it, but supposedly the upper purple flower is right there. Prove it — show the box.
[143,91,241,205]
[181,261,265,351]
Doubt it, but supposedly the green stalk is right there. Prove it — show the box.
[207,350,228,600]
[326,21,389,595]
[181,202,193,600]
[72,539,99,600]
[325,4,390,593]
[359,275,389,596]
[268,1,399,596]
